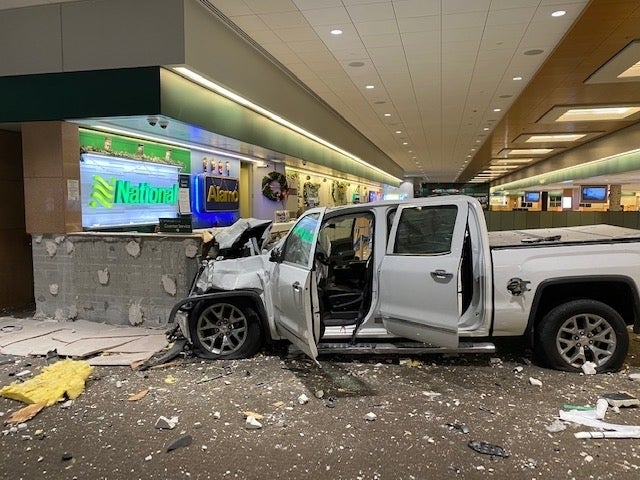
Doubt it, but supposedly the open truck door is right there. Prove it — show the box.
[379,197,469,348]
[272,209,325,361]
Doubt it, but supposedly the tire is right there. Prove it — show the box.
[189,299,263,360]
[534,299,629,373]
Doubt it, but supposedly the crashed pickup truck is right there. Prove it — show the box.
[170,195,640,373]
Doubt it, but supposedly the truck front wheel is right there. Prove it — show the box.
[189,300,263,360]
[535,299,629,373]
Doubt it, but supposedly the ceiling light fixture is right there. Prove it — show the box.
[619,60,640,78]
[551,10,566,17]
[513,76,523,81]
[503,148,553,155]
[554,106,640,122]
[395,130,402,134]
[493,108,501,112]
[523,133,587,142]
[365,85,374,89]
[384,113,391,117]
[330,29,343,35]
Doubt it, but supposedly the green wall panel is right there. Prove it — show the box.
[0,67,161,122]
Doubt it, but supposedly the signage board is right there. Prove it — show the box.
[159,216,193,233]
[80,153,180,228]
[201,175,239,212]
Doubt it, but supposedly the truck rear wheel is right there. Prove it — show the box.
[535,299,628,373]
[189,300,262,360]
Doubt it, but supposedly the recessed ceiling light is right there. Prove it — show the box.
[365,85,374,89]
[513,76,523,81]
[467,155,472,158]
[524,49,544,56]
[555,106,640,122]
[330,29,343,35]
[395,130,402,134]
[402,142,408,145]
[373,100,386,105]
[483,127,489,131]
[524,133,587,142]
[551,10,566,17]
[493,108,501,112]
[492,158,534,164]
[384,113,391,117]
[348,61,365,67]
[503,148,553,155]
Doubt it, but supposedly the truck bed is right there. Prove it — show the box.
[488,224,640,248]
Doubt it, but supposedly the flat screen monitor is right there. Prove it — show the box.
[581,186,608,203]
[524,191,540,202]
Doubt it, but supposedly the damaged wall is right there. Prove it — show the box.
[31,233,201,326]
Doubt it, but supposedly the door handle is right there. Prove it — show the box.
[292,281,302,292]
[431,269,453,280]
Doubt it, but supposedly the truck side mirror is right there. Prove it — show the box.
[269,247,283,263]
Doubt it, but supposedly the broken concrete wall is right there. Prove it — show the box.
[31,233,201,327]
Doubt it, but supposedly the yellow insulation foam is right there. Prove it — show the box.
[0,359,94,406]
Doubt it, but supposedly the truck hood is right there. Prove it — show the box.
[195,255,270,293]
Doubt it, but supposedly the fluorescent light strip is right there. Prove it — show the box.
[556,106,640,121]
[173,67,401,183]
[506,148,553,155]
[84,126,267,164]
[524,133,586,142]
[618,61,640,78]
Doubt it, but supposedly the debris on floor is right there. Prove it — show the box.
[165,434,193,452]
[467,440,509,458]
[0,358,93,406]
[0,318,169,367]
[601,392,640,408]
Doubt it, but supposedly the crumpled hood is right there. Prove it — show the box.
[195,255,270,293]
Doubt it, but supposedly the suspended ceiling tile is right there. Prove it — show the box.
[487,7,536,25]
[259,10,309,29]
[299,6,349,25]
[275,26,319,42]
[393,0,441,17]
[354,19,399,36]
[442,11,488,29]
[293,0,342,9]
[442,0,491,14]
[401,30,441,47]
[245,28,283,44]
[442,26,484,43]
[397,15,439,33]
[244,0,298,14]
[206,0,253,16]
[228,14,270,31]
[491,0,541,9]
[361,33,402,48]
[345,2,395,22]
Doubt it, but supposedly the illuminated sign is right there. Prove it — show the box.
[89,176,178,208]
[80,153,181,228]
[202,176,239,212]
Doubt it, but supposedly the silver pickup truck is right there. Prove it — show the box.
[170,195,640,373]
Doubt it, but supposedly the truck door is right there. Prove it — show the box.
[272,209,325,360]
[379,198,469,348]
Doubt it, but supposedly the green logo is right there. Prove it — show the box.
[89,176,116,208]
[89,175,178,208]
